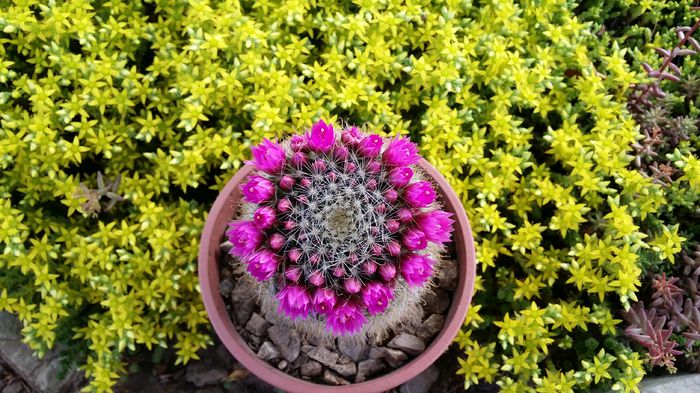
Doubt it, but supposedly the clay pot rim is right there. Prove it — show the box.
[198,159,477,393]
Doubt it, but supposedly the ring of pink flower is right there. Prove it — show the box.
[227,120,454,335]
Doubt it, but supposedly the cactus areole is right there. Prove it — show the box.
[226,120,455,336]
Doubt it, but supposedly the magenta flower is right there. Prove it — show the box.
[402,228,427,250]
[388,167,413,188]
[383,137,420,166]
[246,250,279,281]
[379,263,397,281]
[358,134,383,157]
[277,285,311,320]
[250,138,286,174]
[253,206,276,229]
[279,175,295,191]
[312,288,337,314]
[341,126,363,145]
[400,254,434,286]
[308,119,335,152]
[241,175,275,203]
[284,266,302,282]
[226,221,263,257]
[268,233,285,250]
[362,282,394,315]
[309,271,325,286]
[404,181,436,208]
[326,301,366,335]
[416,210,454,244]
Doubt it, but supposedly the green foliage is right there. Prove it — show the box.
[0,0,696,392]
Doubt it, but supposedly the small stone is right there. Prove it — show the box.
[418,314,445,341]
[246,313,270,336]
[356,359,385,383]
[369,346,384,359]
[3,381,23,393]
[257,341,281,361]
[400,364,439,393]
[277,360,288,370]
[290,354,309,371]
[338,338,369,362]
[241,330,262,352]
[306,346,340,366]
[219,279,234,297]
[300,361,323,377]
[383,348,408,368]
[438,261,458,291]
[328,362,357,377]
[323,369,351,386]
[422,289,450,315]
[186,362,227,387]
[220,241,233,253]
[231,280,256,326]
[388,333,425,356]
[268,325,301,362]
[337,354,352,364]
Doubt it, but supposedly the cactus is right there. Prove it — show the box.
[226,120,454,338]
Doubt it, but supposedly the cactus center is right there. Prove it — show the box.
[325,207,354,237]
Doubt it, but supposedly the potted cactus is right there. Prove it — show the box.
[199,120,476,392]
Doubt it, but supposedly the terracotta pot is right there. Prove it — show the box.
[199,159,477,393]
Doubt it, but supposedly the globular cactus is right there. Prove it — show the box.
[226,120,454,337]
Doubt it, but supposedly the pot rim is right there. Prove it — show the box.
[198,159,476,393]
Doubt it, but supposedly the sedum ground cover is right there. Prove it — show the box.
[0,0,697,392]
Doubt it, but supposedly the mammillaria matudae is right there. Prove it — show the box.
[227,120,454,335]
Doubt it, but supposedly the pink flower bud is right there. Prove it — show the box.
[383,136,420,166]
[313,288,337,314]
[404,181,436,208]
[341,126,363,145]
[291,151,307,167]
[283,220,296,230]
[345,162,357,172]
[367,179,377,190]
[253,206,276,229]
[375,203,387,214]
[290,135,306,151]
[400,254,433,287]
[358,134,383,157]
[297,194,308,203]
[300,178,312,188]
[288,248,302,262]
[309,254,321,264]
[277,198,292,212]
[384,189,398,202]
[362,281,394,315]
[309,271,325,286]
[366,160,381,173]
[328,172,337,182]
[349,253,358,264]
[344,277,361,294]
[372,244,382,255]
[388,167,413,188]
[402,228,427,250]
[308,120,335,152]
[285,266,302,282]
[312,159,327,173]
[334,145,349,160]
[379,263,397,281]
[397,208,413,223]
[279,175,295,191]
[241,175,275,203]
[386,220,400,232]
[333,266,345,278]
[363,261,377,275]
[387,240,401,256]
[269,233,285,250]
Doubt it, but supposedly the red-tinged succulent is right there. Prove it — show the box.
[227,120,454,336]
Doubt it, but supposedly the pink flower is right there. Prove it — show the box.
[378,263,397,281]
[253,206,276,229]
[341,126,363,145]
[226,221,263,257]
[402,228,427,250]
[387,240,401,256]
[250,138,286,174]
[309,271,325,286]
[383,137,420,166]
[384,189,398,203]
[396,208,413,223]
[290,135,306,151]
[334,145,349,160]
[358,134,383,157]
[386,220,400,232]
[245,250,279,281]
[308,120,335,152]
[312,288,337,314]
[416,210,454,244]
[404,181,436,208]
[269,233,285,250]
[241,175,275,203]
[288,248,302,262]
[344,277,361,294]
[388,167,413,188]
[363,261,377,275]
[326,301,366,335]
[277,198,292,212]
[400,254,434,287]
[279,175,295,191]
[277,285,311,320]
[362,282,394,315]
[291,152,307,167]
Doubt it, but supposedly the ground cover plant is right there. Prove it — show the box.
[0,0,698,392]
